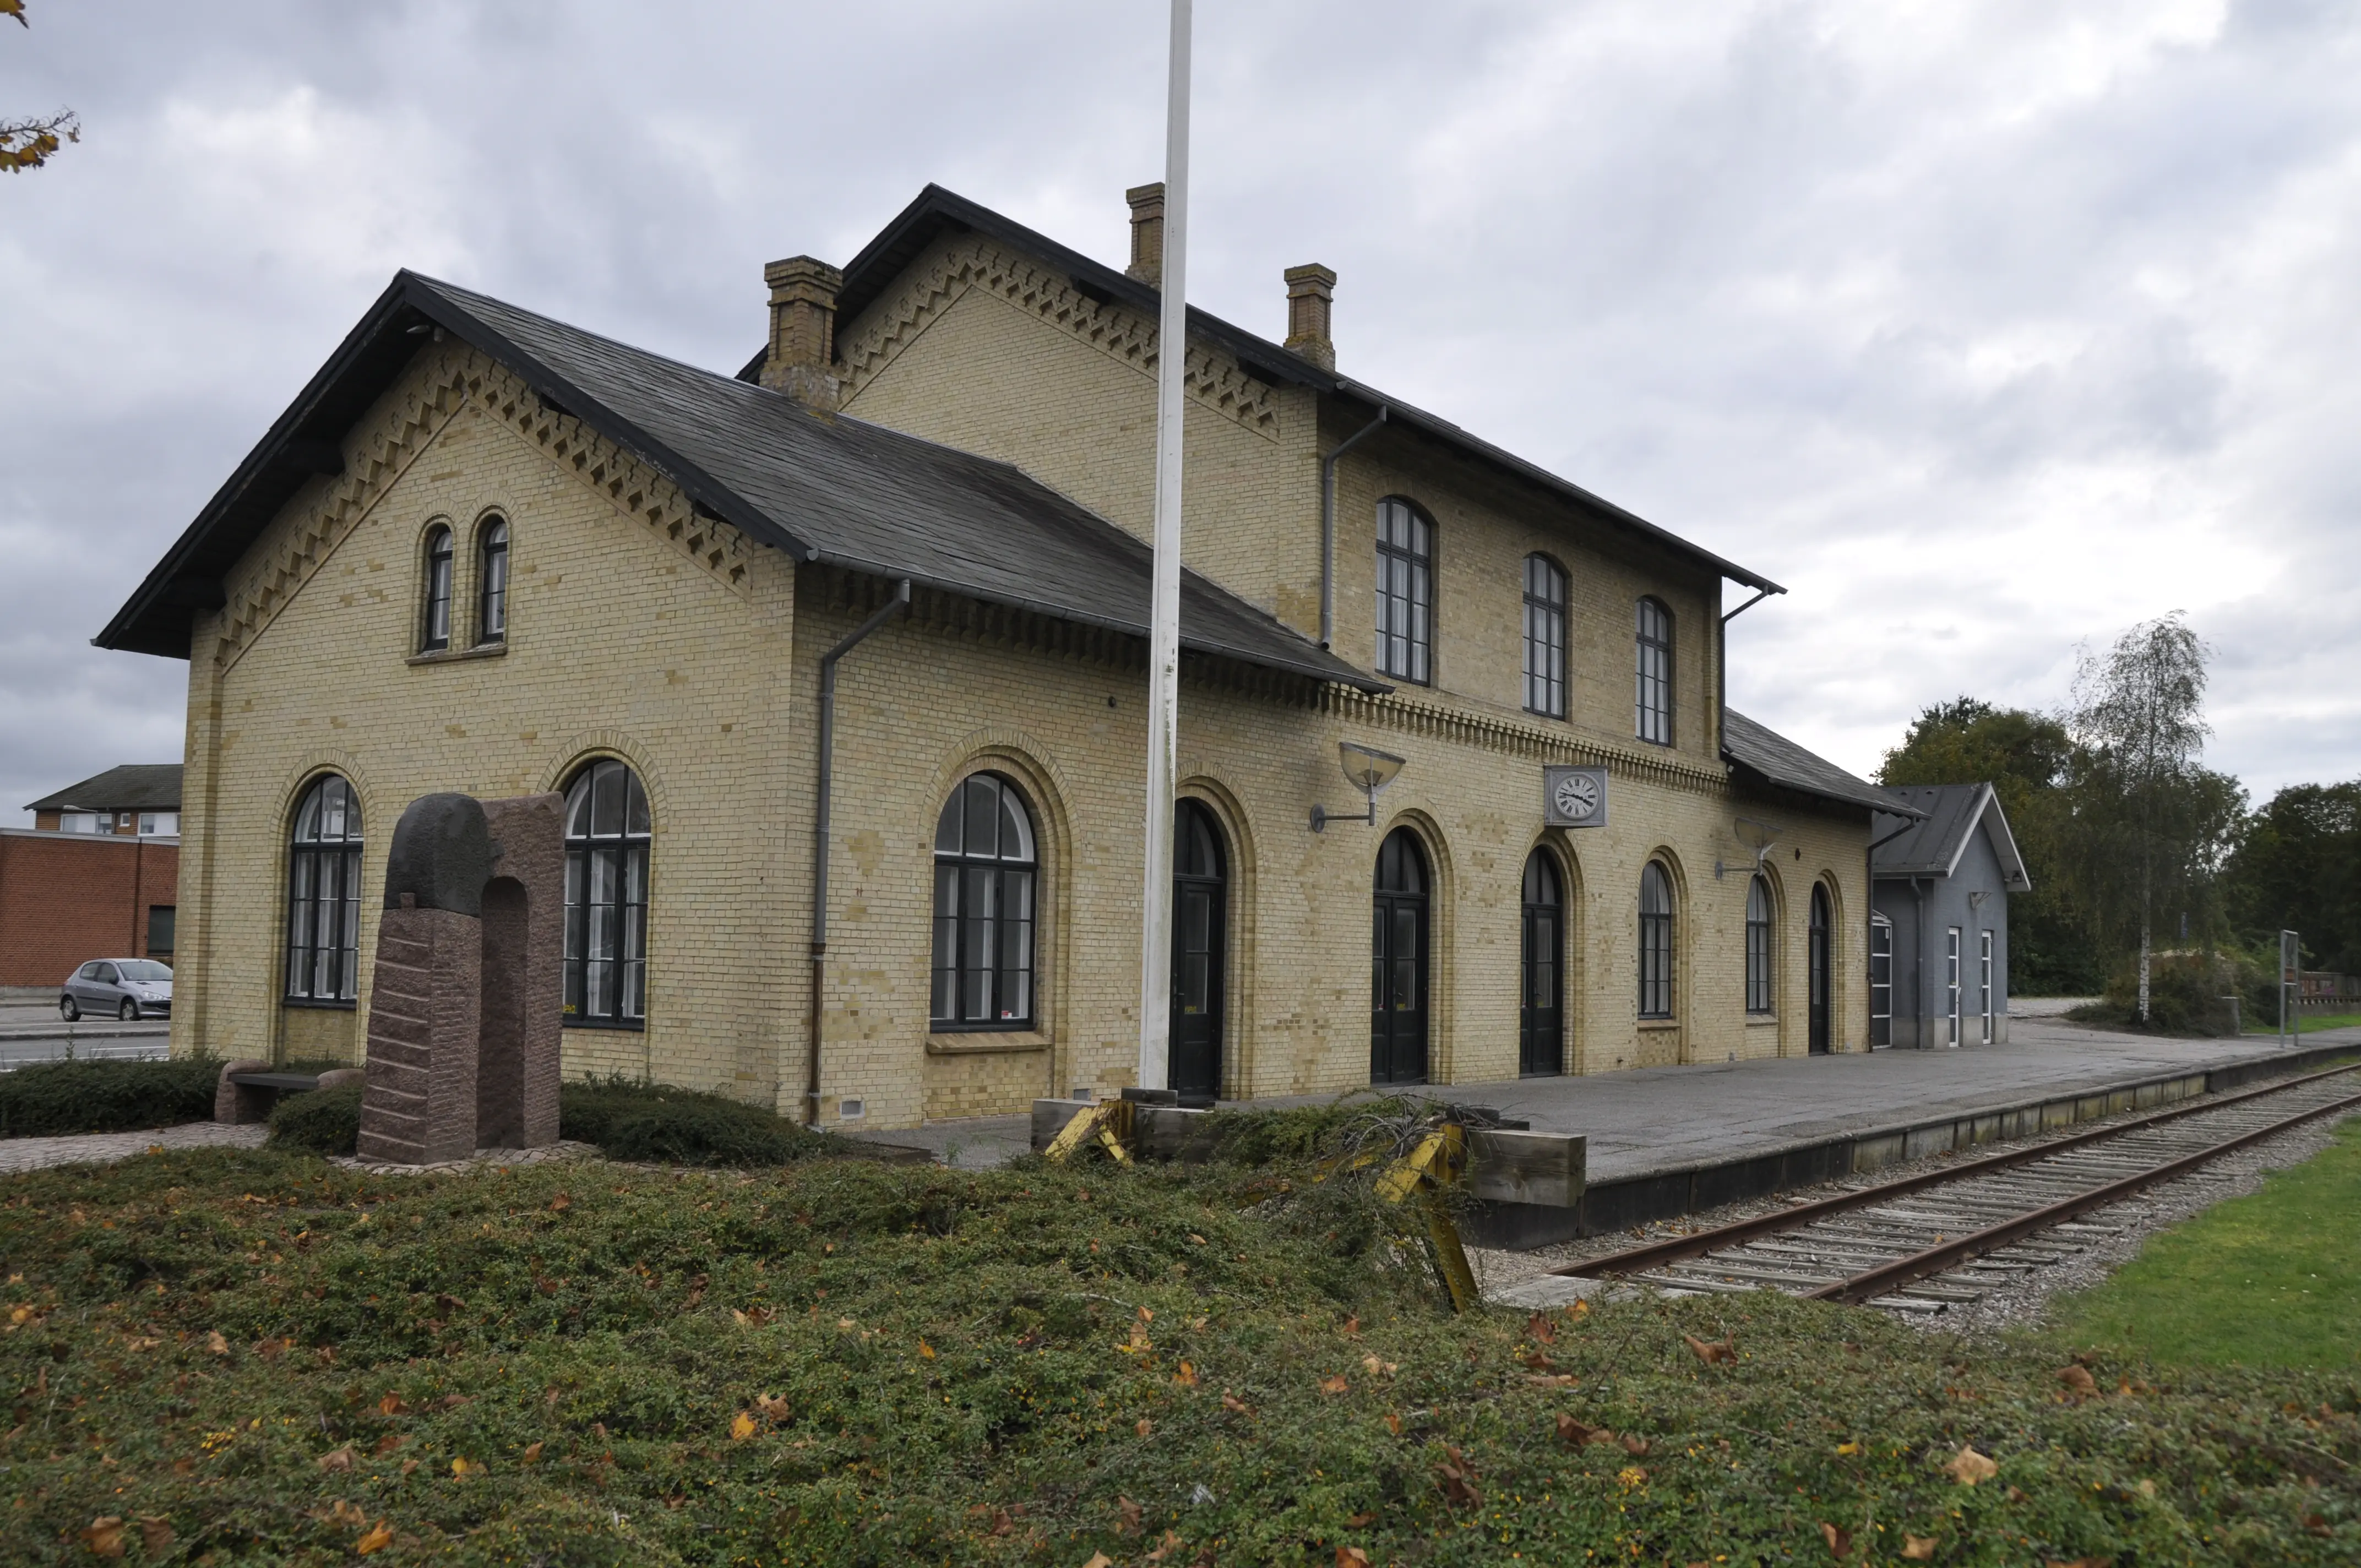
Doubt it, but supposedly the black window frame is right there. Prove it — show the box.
[420,524,454,653]
[930,772,1040,1031]
[563,758,651,1030]
[1744,874,1774,1014]
[1639,861,1674,1020]
[1635,596,1674,746]
[1522,553,1568,718]
[1374,497,1434,685]
[285,774,363,1007]
[476,515,510,645]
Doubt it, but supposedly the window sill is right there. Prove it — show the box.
[283,997,357,1011]
[1637,1017,1680,1030]
[1745,1014,1778,1025]
[406,642,508,667]
[562,1016,645,1033]
[927,1030,1051,1055]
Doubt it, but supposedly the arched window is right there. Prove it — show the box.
[1810,884,1833,1054]
[1170,799,1227,1097]
[1374,498,1433,684]
[1639,861,1674,1019]
[1520,850,1563,1075]
[1745,875,1774,1014]
[563,759,651,1026]
[420,525,454,653]
[931,772,1038,1028]
[286,775,363,1003]
[1635,597,1673,745]
[1371,827,1430,1084]
[1522,554,1566,718]
[476,516,509,645]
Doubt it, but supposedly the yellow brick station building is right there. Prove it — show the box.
[103,183,1908,1132]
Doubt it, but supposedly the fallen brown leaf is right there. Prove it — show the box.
[2043,1559,2114,1568]
[317,1445,358,1472]
[548,1193,572,1212]
[205,1331,229,1356]
[1621,1434,1651,1456]
[80,1517,126,1559]
[1117,1496,1143,1536]
[373,1434,407,1456]
[1901,1536,1938,1561]
[1319,1374,1350,1395]
[1435,1445,1481,1507]
[1342,1314,1360,1335]
[1081,1553,1113,1568]
[137,1518,172,1555]
[1683,1333,1736,1365]
[1527,1311,1557,1344]
[1944,1446,1998,1486]
[400,1458,419,1476]
[730,1411,758,1441]
[1820,1522,1852,1560]
[522,1441,543,1463]
[1145,1534,1182,1565]
[2057,1365,2098,1397]
[1345,1511,1375,1528]
[1221,1391,1252,1415]
[356,1520,395,1555]
[378,1393,408,1417]
[1336,1548,1372,1568]
[1135,1418,1154,1437]
[1173,1361,1198,1387]
[437,1393,472,1410]
[1383,1412,1402,1435]
[756,1393,791,1420]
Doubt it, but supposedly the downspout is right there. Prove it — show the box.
[1319,405,1388,649]
[1716,585,1777,758]
[806,578,913,1125]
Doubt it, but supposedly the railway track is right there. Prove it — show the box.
[1558,1061,2361,1314]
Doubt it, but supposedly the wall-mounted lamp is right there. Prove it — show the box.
[1310,741,1406,832]
[1714,815,1785,880]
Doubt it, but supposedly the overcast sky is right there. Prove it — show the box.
[5,0,2357,826]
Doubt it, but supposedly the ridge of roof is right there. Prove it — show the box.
[1720,709,1914,818]
[98,271,1384,699]
[1872,782,2031,889]
[24,763,184,814]
[757,183,1782,596]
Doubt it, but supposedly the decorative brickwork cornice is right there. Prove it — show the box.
[837,235,1283,441]
[215,349,755,673]
[1320,686,1736,802]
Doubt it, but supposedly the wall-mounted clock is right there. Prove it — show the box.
[1543,765,1608,829]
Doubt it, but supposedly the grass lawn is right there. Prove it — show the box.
[3,1139,2358,1564]
[2046,1114,2361,1370]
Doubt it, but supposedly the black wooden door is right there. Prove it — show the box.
[1808,885,1832,1055]
[1519,851,1563,1076]
[1371,828,1430,1085]
[1169,800,1226,1102]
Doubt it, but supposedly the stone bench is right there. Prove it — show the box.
[215,1060,366,1124]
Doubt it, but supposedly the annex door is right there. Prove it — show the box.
[1519,850,1564,1076]
[1169,799,1226,1103]
[1808,885,1832,1055]
[1372,827,1430,1085]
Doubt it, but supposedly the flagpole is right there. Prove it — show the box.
[1137,0,1192,1095]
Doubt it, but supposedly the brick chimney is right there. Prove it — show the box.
[761,255,844,410]
[1125,183,1166,287]
[1283,264,1336,371]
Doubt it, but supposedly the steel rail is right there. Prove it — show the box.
[1559,1061,2361,1281]
[1806,1083,2361,1305]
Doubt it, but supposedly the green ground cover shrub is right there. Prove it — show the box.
[0,1055,217,1137]
[267,1080,365,1155]
[2068,950,2252,1035]
[2046,1113,2361,1369]
[3,1135,2356,1565]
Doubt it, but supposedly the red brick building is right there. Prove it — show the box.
[2,765,182,990]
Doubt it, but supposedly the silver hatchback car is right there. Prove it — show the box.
[59,959,173,1022]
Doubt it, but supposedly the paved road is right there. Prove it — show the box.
[0,998,170,1069]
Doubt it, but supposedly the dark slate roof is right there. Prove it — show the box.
[1721,710,1912,818]
[96,274,1385,696]
[1873,783,2031,889]
[744,184,1784,597]
[25,764,183,814]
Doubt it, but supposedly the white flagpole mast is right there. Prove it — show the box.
[1137,0,1192,1095]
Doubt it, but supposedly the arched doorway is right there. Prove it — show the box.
[1519,850,1563,1076]
[1169,799,1226,1102]
[1372,827,1430,1085]
[1808,884,1832,1055]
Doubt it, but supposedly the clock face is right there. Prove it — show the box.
[1553,773,1600,820]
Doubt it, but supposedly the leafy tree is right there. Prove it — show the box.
[2220,781,2361,974]
[1,0,78,176]
[2065,613,2244,1022]
[1878,696,2100,993]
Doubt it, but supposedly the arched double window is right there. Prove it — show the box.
[931,773,1038,1028]
[1638,861,1674,1019]
[1374,498,1433,684]
[420,525,455,653]
[1635,597,1673,745]
[563,759,651,1026]
[1522,554,1566,718]
[286,775,363,1003]
[476,516,510,645]
[1745,875,1774,1014]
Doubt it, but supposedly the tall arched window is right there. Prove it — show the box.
[1374,498,1433,684]
[1522,554,1566,718]
[1371,827,1430,1085]
[563,759,650,1026]
[1635,597,1673,745]
[286,775,363,1004]
[420,525,454,653]
[476,516,509,645]
[1639,861,1674,1019]
[1744,875,1774,1014]
[1520,850,1563,1076]
[931,772,1038,1028]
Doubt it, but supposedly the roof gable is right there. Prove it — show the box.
[99,273,1381,696]
[1873,782,2031,890]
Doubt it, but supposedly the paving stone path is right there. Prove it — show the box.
[0,1121,267,1175]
